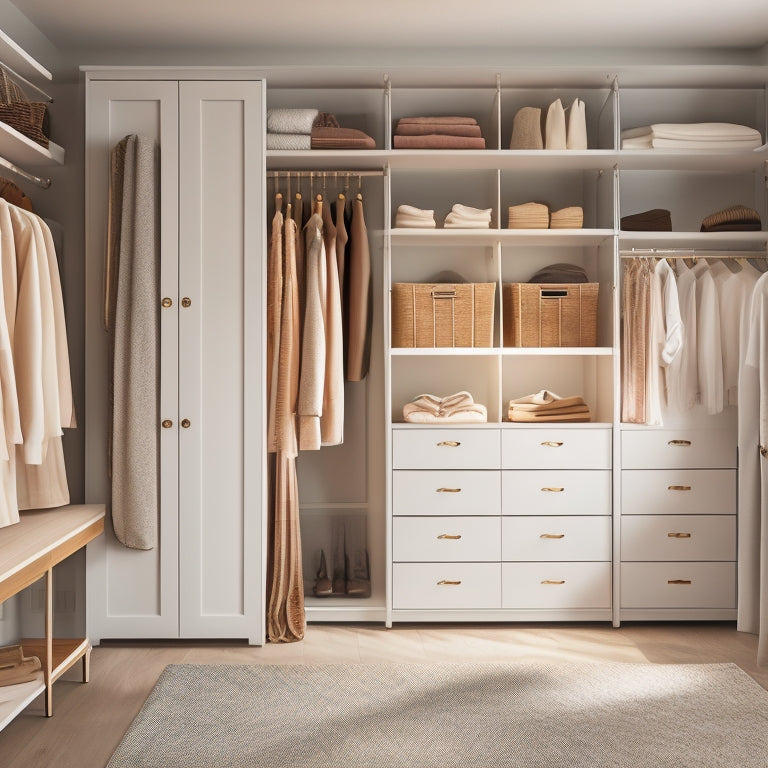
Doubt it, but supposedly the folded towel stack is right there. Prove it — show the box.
[394,116,486,150]
[621,122,762,150]
[508,202,549,229]
[266,108,376,150]
[620,208,673,231]
[403,391,488,423]
[508,390,591,423]
[700,204,762,232]
[394,204,436,228]
[444,203,492,229]
[550,206,584,229]
[527,262,589,284]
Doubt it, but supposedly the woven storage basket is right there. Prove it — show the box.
[0,65,49,148]
[391,282,496,347]
[503,282,598,347]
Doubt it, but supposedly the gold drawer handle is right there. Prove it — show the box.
[437,534,462,540]
[436,487,461,493]
[540,533,565,539]
[668,485,692,491]
[668,439,692,447]
[541,441,563,448]
[668,579,692,585]
[437,440,460,448]
[161,296,173,308]
[668,532,691,538]
[541,579,565,585]
[541,487,565,493]
[437,580,461,586]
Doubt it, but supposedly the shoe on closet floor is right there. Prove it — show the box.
[345,550,371,598]
[313,550,332,596]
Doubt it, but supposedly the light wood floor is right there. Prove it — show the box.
[1,621,766,768]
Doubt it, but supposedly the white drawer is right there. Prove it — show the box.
[502,428,611,470]
[621,562,736,609]
[392,517,501,562]
[502,470,611,516]
[621,470,736,515]
[392,563,501,609]
[502,516,611,561]
[392,428,500,469]
[621,515,735,561]
[621,429,736,469]
[502,562,611,609]
[393,470,500,516]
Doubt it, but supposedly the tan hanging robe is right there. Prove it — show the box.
[347,194,372,381]
[335,194,349,373]
[266,199,283,453]
[621,259,651,424]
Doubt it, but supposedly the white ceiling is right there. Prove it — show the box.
[9,0,768,53]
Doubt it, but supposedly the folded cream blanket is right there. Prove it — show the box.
[404,407,488,424]
[509,390,586,410]
[266,133,312,150]
[651,137,762,150]
[266,108,319,134]
[651,122,761,140]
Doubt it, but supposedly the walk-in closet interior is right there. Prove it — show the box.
[1,0,768,742]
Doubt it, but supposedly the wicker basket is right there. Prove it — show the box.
[391,282,496,348]
[0,65,49,148]
[503,282,598,347]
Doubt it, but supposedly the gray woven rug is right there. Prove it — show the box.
[107,661,768,768]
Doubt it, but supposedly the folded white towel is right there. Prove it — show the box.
[266,133,312,150]
[403,404,487,423]
[395,214,437,228]
[397,204,435,218]
[266,108,319,134]
[621,126,653,139]
[652,137,762,150]
[621,135,653,149]
[450,203,492,219]
[443,217,490,229]
[651,122,760,141]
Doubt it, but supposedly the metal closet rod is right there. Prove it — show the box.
[0,155,51,189]
[620,248,767,259]
[269,170,385,178]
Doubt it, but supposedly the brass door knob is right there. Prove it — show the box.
[161,419,173,429]
[161,297,173,308]
[181,297,192,308]
[181,419,191,428]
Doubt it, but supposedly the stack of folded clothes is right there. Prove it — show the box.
[394,204,436,228]
[444,204,492,228]
[403,391,487,423]
[621,122,762,150]
[620,208,673,231]
[310,112,376,149]
[700,204,762,232]
[394,116,486,149]
[508,390,591,423]
[266,108,376,150]
[527,262,589,283]
[508,202,549,229]
[550,206,583,228]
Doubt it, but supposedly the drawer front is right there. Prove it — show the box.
[502,470,611,516]
[502,562,611,609]
[392,563,501,609]
[621,429,736,469]
[502,428,611,470]
[621,470,736,515]
[392,517,501,562]
[502,516,611,561]
[393,429,500,469]
[621,515,735,561]
[393,470,500,516]
[621,562,736,609]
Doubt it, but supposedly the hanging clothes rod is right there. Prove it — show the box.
[0,60,53,103]
[269,170,385,178]
[0,155,51,189]
[620,248,766,259]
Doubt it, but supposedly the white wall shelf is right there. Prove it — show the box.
[0,28,51,81]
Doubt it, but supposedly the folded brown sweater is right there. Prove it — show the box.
[396,123,483,137]
[700,204,761,232]
[621,208,672,231]
[393,134,486,149]
[311,126,376,149]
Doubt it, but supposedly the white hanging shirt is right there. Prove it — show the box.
[668,260,698,410]
[692,261,723,415]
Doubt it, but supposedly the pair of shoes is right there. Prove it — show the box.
[508,202,583,229]
[345,550,371,598]
[313,550,332,596]
[509,99,587,150]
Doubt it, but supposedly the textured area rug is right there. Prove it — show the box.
[107,661,768,768]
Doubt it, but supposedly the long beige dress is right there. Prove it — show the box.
[621,259,651,424]
[346,195,372,382]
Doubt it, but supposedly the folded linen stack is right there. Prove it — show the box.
[394,204,436,228]
[621,122,763,150]
[700,204,762,232]
[394,116,486,149]
[444,203,492,229]
[507,390,591,423]
[266,108,318,150]
[0,644,42,687]
[550,206,583,228]
[403,391,488,423]
[311,111,376,149]
[508,202,584,229]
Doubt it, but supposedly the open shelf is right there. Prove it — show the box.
[0,29,52,81]
[0,674,45,731]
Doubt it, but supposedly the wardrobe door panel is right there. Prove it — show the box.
[85,80,180,642]
[177,81,265,642]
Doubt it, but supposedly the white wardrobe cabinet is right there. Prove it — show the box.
[84,73,265,644]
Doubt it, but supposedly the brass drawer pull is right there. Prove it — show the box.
[668,579,692,585]
[161,297,173,308]
[161,419,173,429]
[667,485,692,491]
[436,487,461,493]
[541,441,563,448]
[437,440,460,447]
[437,580,461,586]
[668,532,691,538]
[540,533,565,539]
[181,297,192,308]
[541,487,565,493]
[181,419,191,429]
[437,534,462,540]
[668,439,692,447]
[541,579,565,585]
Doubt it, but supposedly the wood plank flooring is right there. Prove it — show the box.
[1,621,765,768]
